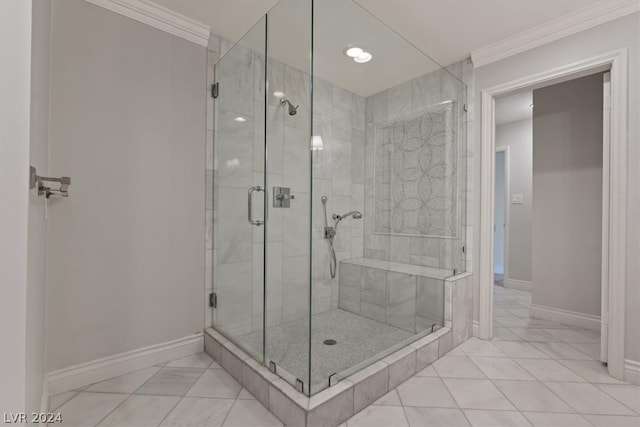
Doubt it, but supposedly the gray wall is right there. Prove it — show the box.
[46,0,206,371]
[495,118,533,283]
[531,74,603,317]
[473,13,640,363]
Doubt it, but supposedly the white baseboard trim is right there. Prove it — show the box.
[472,320,479,337]
[503,279,532,292]
[624,359,640,385]
[530,304,601,331]
[47,333,203,395]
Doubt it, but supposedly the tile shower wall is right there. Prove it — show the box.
[363,63,469,272]
[207,34,366,334]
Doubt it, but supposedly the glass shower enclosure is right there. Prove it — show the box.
[212,0,467,396]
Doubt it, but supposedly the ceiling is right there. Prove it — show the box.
[151,0,602,96]
[496,91,533,125]
[152,0,601,65]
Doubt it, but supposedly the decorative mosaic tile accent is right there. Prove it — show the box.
[373,102,457,237]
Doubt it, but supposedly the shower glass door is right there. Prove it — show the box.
[213,16,267,363]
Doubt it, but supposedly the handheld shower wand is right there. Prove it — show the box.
[321,196,363,279]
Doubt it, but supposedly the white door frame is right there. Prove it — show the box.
[494,147,509,283]
[0,0,33,413]
[477,49,628,379]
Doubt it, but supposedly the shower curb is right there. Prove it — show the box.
[204,272,472,426]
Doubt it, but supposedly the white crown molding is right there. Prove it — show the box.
[471,1,640,67]
[47,333,203,395]
[85,0,210,47]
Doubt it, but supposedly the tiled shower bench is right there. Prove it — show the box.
[204,270,472,426]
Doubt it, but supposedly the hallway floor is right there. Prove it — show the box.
[50,287,639,426]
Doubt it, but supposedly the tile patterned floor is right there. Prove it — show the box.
[51,287,640,426]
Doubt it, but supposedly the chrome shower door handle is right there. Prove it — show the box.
[248,186,265,226]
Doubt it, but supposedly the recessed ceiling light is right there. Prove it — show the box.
[354,51,372,63]
[234,116,246,122]
[273,91,285,98]
[345,46,364,58]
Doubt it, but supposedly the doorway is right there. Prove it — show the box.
[493,149,507,286]
[478,50,628,380]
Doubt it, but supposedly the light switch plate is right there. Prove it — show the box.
[511,193,524,204]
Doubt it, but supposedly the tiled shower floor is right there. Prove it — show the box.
[235,309,416,393]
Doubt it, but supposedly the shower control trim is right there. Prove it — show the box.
[273,186,295,208]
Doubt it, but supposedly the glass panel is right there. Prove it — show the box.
[213,16,267,363]
[262,0,313,394]
[310,0,467,394]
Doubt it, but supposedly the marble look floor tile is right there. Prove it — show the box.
[596,384,640,414]
[237,388,257,400]
[583,414,640,426]
[558,360,626,384]
[522,412,591,427]
[186,369,242,398]
[493,328,523,341]
[545,382,636,415]
[166,352,215,369]
[414,365,438,377]
[505,308,531,318]
[443,379,515,410]
[568,343,601,359]
[86,367,161,394]
[541,329,599,344]
[56,392,128,427]
[49,390,79,411]
[372,389,401,406]
[493,342,548,359]
[97,395,180,426]
[160,397,234,426]
[447,346,467,356]
[574,329,601,340]
[527,319,570,329]
[493,380,574,412]
[136,368,205,396]
[463,410,532,427]
[222,400,283,427]
[347,405,408,427]
[530,342,594,360]
[433,356,486,379]
[513,358,586,382]
[403,407,470,427]
[494,317,531,328]
[459,339,506,357]
[397,377,458,408]
[470,357,535,380]
[509,328,560,342]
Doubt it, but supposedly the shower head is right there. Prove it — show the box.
[333,211,363,221]
[280,98,299,116]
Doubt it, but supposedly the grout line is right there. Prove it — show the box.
[592,384,640,416]
[218,399,239,427]
[156,395,185,426]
